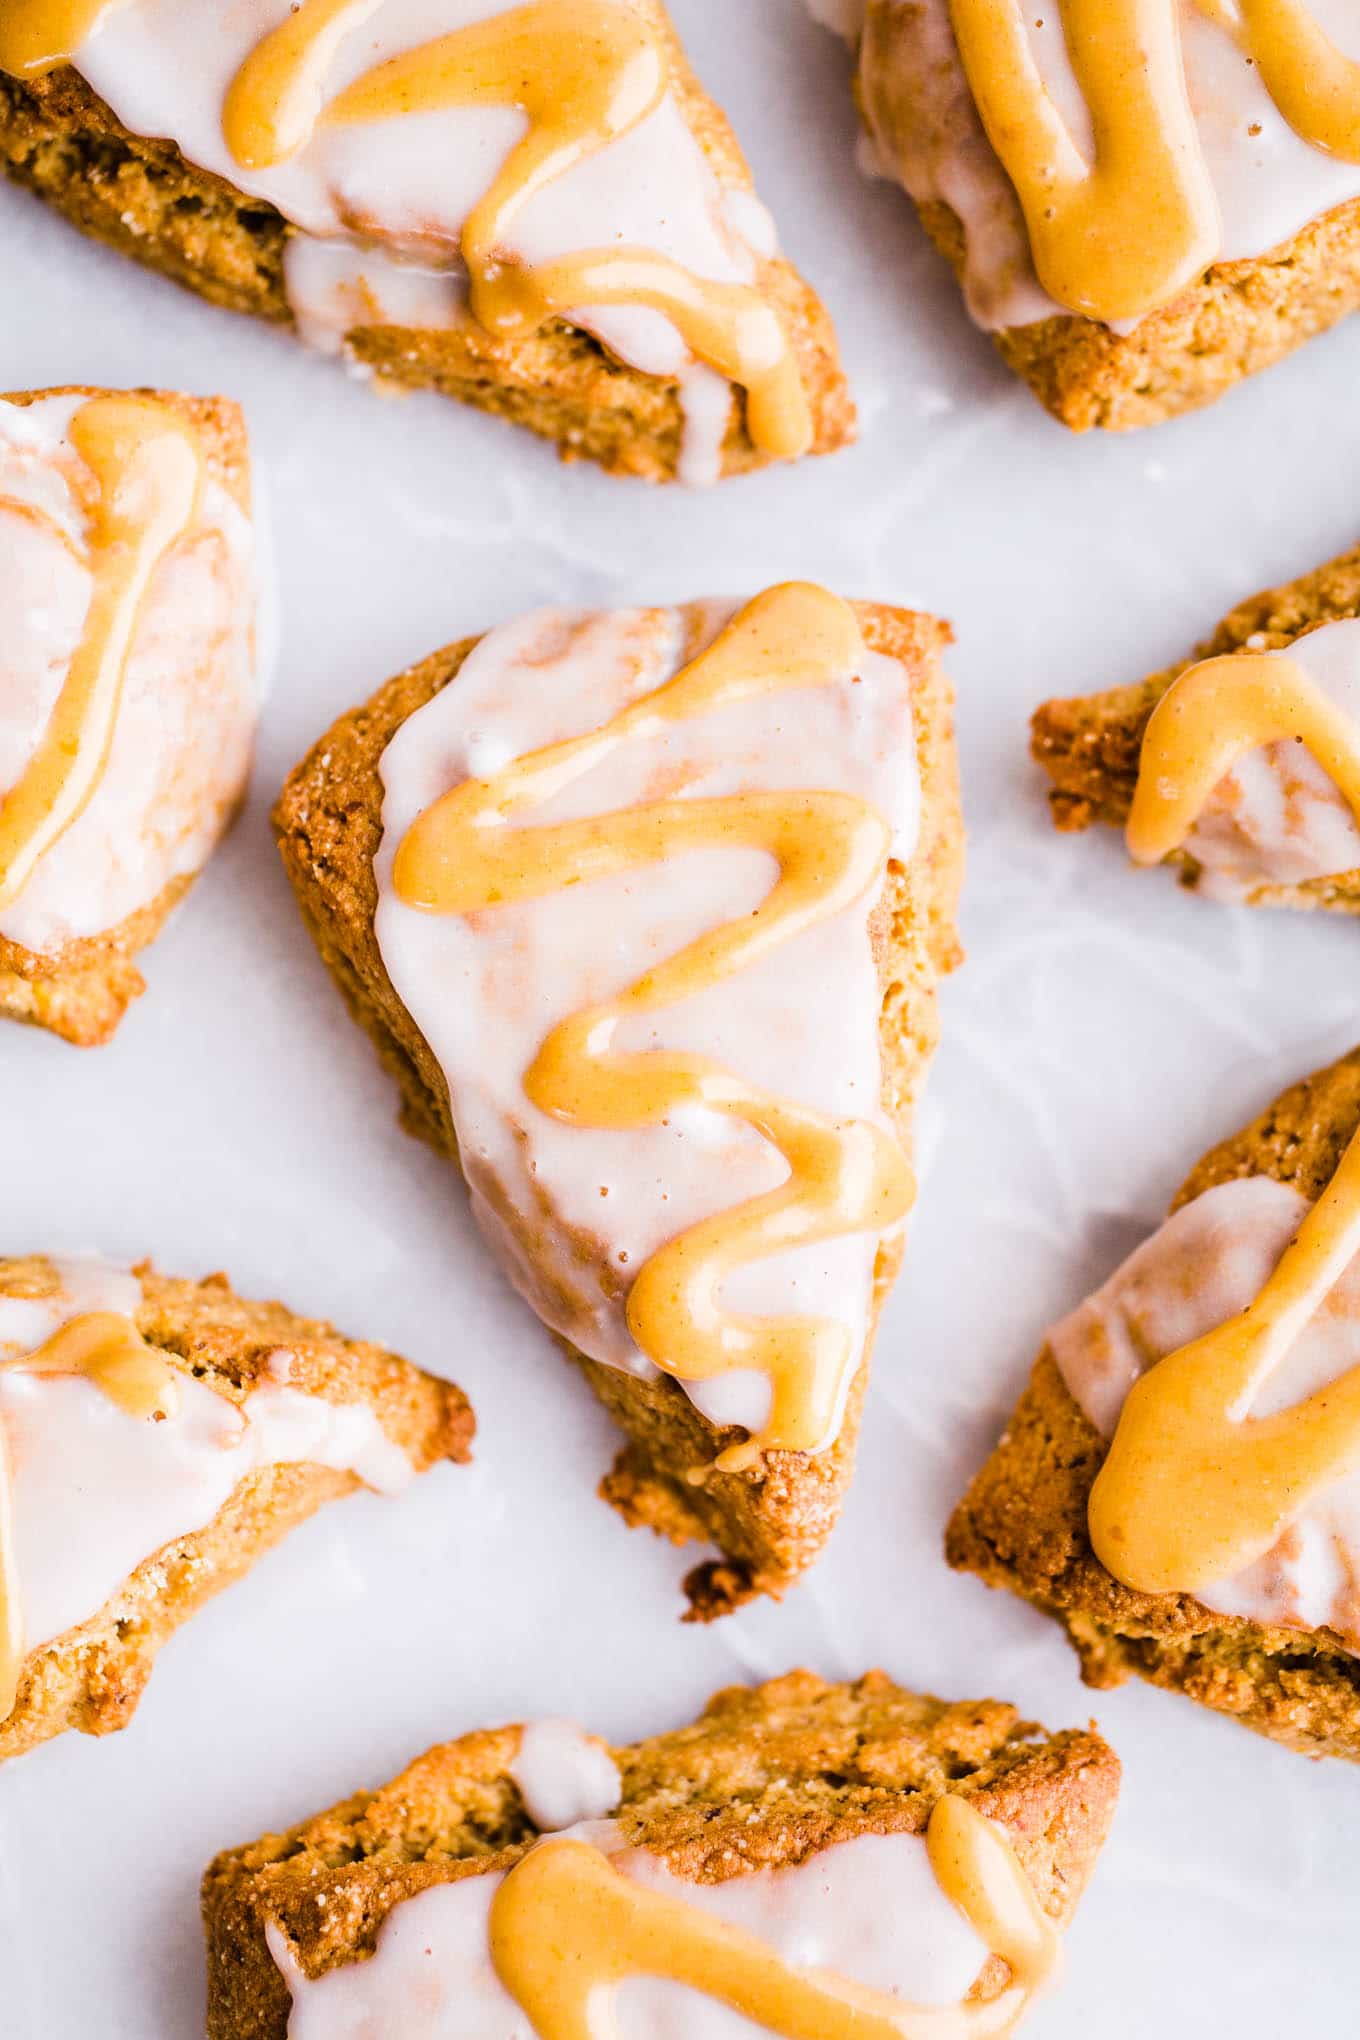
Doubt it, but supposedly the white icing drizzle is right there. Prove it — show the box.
[0,394,256,954]
[1051,1175,1360,1648]
[0,1260,415,1664]
[854,0,1360,332]
[267,1821,990,2038]
[68,0,783,478]
[372,601,920,1442]
[1175,618,1360,899]
[509,1719,622,1831]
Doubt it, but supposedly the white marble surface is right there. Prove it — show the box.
[1,4,1356,2032]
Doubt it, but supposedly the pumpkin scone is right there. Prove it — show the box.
[202,1667,1119,2039]
[0,1,852,485]
[274,583,963,1617]
[821,2,1360,431]
[1032,538,1360,913]
[0,1254,473,1763]
[948,1046,1360,1761]
[0,384,256,1044]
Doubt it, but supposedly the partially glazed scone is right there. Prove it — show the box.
[0,3,852,484]
[948,1047,1360,1760]
[274,584,963,1616]
[822,2,1360,430]
[202,1667,1120,2040]
[0,385,256,1043]
[1032,538,1360,913]
[0,1255,473,1761]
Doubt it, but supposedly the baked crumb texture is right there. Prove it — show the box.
[918,198,1360,432]
[1,1259,473,1763]
[0,385,251,1044]
[0,46,852,482]
[201,1667,1119,2040]
[1029,536,1360,913]
[948,1048,1360,1759]
[273,605,962,1618]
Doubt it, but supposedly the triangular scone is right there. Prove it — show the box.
[948,1047,1360,1761]
[827,3,1360,430]
[0,385,256,1043]
[202,1668,1118,2039]
[0,5,851,484]
[0,1256,473,1763]
[1031,539,1360,913]
[274,587,962,1616]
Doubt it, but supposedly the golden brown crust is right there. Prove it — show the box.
[0,384,254,1043]
[1028,536,1360,913]
[915,191,1360,431]
[0,1257,474,1762]
[0,30,853,482]
[271,603,962,1615]
[201,1667,1120,2040]
[947,1047,1360,1759]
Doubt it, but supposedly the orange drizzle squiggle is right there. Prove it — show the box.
[0,1310,180,1721]
[393,583,913,1471]
[488,1796,1059,2040]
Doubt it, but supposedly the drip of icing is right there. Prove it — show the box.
[1125,627,1360,894]
[386,585,913,1470]
[2,2,810,473]
[268,1807,1056,2038]
[0,1264,415,1724]
[509,1720,622,1831]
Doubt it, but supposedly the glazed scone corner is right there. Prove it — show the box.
[201,1668,1120,2039]
[1031,537,1360,914]
[0,2,853,483]
[0,384,257,1043]
[273,590,963,1617]
[0,1255,473,1763]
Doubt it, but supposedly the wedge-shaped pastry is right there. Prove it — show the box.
[202,1667,1119,2039]
[0,4,852,485]
[824,2,1360,430]
[948,1046,1360,1760]
[0,1254,472,1762]
[1032,539,1360,912]
[0,385,256,1043]
[274,583,962,1615]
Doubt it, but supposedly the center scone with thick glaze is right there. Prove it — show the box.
[815,1,1360,429]
[273,583,963,1615]
[202,1668,1119,2040]
[0,0,852,483]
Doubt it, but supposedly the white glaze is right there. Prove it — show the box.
[268,1820,990,2037]
[1176,619,1360,899]
[1051,1175,1360,1648]
[0,1261,415,1661]
[509,1719,622,1831]
[0,394,256,954]
[852,0,1360,332]
[70,0,781,475]
[372,601,920,1446]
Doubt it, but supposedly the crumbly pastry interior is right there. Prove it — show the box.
[948,1048,1360,1759]
[0,1254,473,1762]
[274,588,963,1614]
[0,1,853,482]
[1032,538,1360,911]
[201,1668,1120,2039]
[0,386,256,1039]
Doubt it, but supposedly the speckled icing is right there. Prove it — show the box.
[1051,1174,1360,1648]
[0,1259,414,1662]
[268,1820,990,2037]
[65,0,783,479]
[851,0,1360,331]
[0,394,255,955]
[372,601,920,1444]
